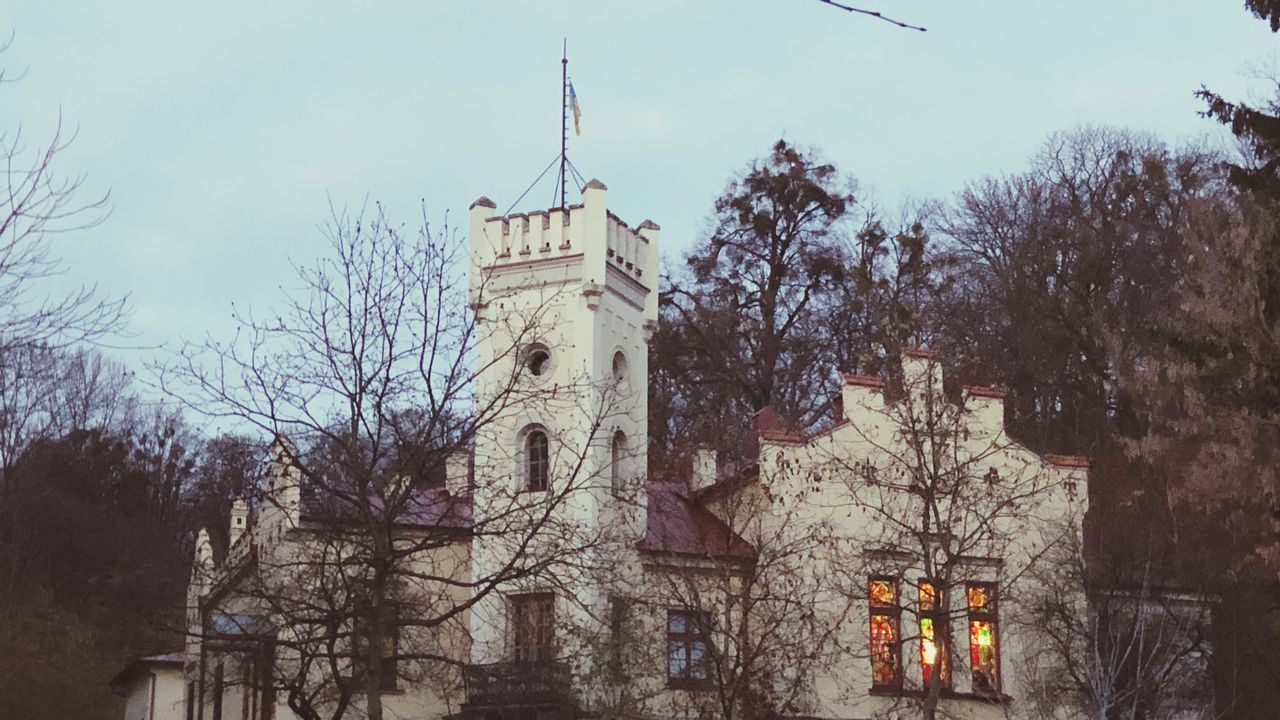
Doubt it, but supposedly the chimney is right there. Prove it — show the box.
[963,385,1007,437]
[690,447,718,493]
[754,406,782,435]
[841,373,887,422]
[901,347,944,403]
[446,449,472,497]
[229,498,249,547]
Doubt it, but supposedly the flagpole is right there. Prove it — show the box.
[559,39,568,208]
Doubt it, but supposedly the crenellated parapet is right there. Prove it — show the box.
[468,180,659,327]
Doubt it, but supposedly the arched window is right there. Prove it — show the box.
[611,350,628,385]
[524,344,553,380]
[526,429,549,491]
[611,430,627,494]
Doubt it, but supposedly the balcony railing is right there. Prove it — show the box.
[462,660,573,709]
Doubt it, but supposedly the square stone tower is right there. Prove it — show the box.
[466,180,659,666]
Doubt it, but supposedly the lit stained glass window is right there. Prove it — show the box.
[919,581,947,687]
[966,583,1000,694]
[869,578,901,688]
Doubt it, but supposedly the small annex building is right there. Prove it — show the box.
[112,652,186,720]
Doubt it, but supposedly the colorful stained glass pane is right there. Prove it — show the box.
[920,617,938,681]
[969,619,998,691]
[869,614,899,686]
[870,579,896,607]
[967,585,992,612]
[919,582,937,611]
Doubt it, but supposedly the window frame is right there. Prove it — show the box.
[917,579,950,690]
[511,592,556,664]
[606,595,632,678]
[966,582,1001,695]
[523,343,554,381]
[610,430,627,495]
[611,350,629,386]
[868,576,903,690]
[666,609,712,689]
[352,603,402,692]
[524,428,550,492]
[211,662,224,720]
[379,603,401,692]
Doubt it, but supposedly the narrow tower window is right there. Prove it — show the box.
[612,350,628,385]
[526,430,549,491]
[611,430,627,494]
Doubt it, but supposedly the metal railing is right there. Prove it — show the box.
[462,660,573,708]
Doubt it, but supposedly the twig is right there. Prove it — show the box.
[813,0,927,32]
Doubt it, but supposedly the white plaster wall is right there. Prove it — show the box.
[466,181,658,676]
[704,360,1087,719]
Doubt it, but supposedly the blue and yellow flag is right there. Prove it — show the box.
[568,80,582,136]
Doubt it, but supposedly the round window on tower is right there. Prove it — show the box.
[612,350,629,386]
[524,344,553,380]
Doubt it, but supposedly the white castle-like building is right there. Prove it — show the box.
[157,180,1118,720]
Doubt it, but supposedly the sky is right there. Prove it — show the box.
[4,1,1278,380]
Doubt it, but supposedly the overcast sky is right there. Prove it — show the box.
[5,1,1277,373]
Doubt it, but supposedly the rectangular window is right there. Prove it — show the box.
[527,431,549,491]
[868,577,901,689]
[918,581,949,688]
[259,642,275,720]
[241,661,254,720]
[966,583,1000,694]
[380,605,400,691]
[212,663,224,720]
[511,593,555,664]
[666,609,711,687]
[353,605,400,691]
[607,597,631,676]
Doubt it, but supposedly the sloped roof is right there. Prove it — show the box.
[300,483,472,531]
[638,481,756,562]
[110,652,185,688]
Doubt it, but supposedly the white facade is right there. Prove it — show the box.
[172,178,1217,720]
[466,180,659,670]
[113,654,186,720]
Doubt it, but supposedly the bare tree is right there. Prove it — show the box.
[166,201,628,720]
[801,352,1085,720]
[634,460,851,720]
[0,35,127,489]
[1016,527,1214,720]
[812,0,928,32]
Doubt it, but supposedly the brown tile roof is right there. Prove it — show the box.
[639,482,756,562]
[903,347,944,360]
[1044,453,1090,469]
[965,385,1007,399]
[300,483,472,530]
[843,373,886,388]
[111,652,185,688]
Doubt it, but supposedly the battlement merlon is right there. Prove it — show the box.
[467,181,659,322]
